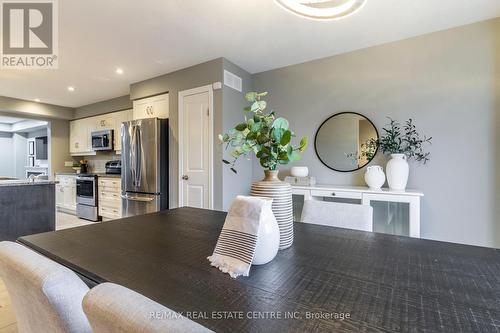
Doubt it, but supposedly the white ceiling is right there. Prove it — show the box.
[0,0,499,108]
[0,116,48,133]
[0,116,27,124]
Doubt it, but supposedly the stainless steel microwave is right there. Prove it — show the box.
[91,129,113,151]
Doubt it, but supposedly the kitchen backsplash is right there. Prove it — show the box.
[76,152,120,173]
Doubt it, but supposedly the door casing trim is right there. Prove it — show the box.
[178,85,214,209]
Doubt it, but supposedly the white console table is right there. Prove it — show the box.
[291,184,424,238]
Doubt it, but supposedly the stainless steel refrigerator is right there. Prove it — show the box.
[121,118,168,217]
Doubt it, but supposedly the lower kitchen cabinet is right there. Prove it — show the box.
[98,177,122,220]
[55,175,77,213]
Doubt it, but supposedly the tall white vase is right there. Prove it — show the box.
[386,154,409,190]
[251,170,293,250]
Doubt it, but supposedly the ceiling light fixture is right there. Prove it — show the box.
[276,0,366,21]
[68,86,75,92]
[116,68,124,75]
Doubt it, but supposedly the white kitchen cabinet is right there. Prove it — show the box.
[69,119,89,155]
[133,93,169,120]
[98,177,122,220]
[55,182,64,207]
[70,109,133,155]
[55,175,77,213]
[113,109,132,154]
[70,117,95,155]
[93,114,116,130]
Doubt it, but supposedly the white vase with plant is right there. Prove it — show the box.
[377,118,432,191]
[220,91,308,250]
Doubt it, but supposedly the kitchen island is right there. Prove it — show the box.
[0,180,56,241]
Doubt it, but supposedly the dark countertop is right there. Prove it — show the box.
[18,207,500,332]
[94,173,121,178]
[0,180,57,187]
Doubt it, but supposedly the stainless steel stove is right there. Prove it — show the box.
[76,174,100,221]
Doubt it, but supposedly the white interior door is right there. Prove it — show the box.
[179,88,212,209]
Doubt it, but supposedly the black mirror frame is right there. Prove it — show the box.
[314,111,380,173]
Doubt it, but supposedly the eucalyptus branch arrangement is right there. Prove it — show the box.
[378,118,432,163]
[220,92,308,173]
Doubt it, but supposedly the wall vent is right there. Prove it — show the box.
[224,70,242,92]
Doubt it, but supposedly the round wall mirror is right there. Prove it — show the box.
[314,112,379,172]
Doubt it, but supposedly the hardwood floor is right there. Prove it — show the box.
[0,212,94,333]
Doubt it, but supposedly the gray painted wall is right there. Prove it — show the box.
[0,133,15,177]
[253,18,500,248]
[74,95,132,119]
[221,59,254,210]
[13,133,27,178]
[130,59,225,209]
[494,18,500,248]
[76,58,254,211]
[47,119,73,175]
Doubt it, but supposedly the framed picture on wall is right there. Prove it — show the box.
[28,141,35,155]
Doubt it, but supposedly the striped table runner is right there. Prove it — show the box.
[208,196,265,278]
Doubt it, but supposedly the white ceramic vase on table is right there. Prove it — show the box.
[364,166,385,190]
[386,154,409,190]
[251,170,293,250]
[252,197,280,265]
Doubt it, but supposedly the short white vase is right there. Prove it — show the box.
[386,154,409,190]
[364,165,385,190]
[290,166,309,177]
[253,198,280,265]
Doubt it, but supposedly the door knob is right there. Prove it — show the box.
[182,175,189,180]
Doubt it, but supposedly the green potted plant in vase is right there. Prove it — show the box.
[377,118,432,190]
[220,92,307,250]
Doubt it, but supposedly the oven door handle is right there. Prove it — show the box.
[121,194,155,202]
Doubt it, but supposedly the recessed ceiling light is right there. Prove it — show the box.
[68,86,75,92]
[116,68,124,75]
[34,98,40,102]
[276,0,366,20]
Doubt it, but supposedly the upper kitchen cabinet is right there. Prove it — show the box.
[70,118,93,155]
[113,109,132,154]
[133,93,169,120]
[69,109,133,156]
[93,114,116,130]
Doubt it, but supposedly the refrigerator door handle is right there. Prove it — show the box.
[130,124,142,188]
[135,126,142,187]
[121,194,155,202]
[130,125,137,186]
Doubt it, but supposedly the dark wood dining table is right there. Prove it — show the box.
[18,207,500,332]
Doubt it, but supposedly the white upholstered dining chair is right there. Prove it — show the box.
[300,200,373,232]
[83,282,214,333]
[0,241,92,333]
